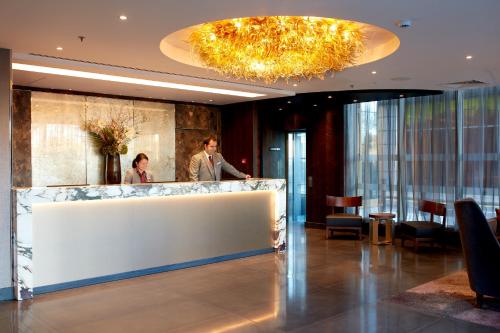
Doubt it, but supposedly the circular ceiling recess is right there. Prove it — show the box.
[160,16,400,83]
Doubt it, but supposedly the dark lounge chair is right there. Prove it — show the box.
[454,198,500,307]
[400,200,447,251]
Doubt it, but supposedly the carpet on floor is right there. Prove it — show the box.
[385,270,500,330]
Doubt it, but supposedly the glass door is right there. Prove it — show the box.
[287,132,306,223]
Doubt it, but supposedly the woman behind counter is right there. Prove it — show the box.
[124,153,154,184]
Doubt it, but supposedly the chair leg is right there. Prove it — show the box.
[325,228,330,239]
[476,293,484,308]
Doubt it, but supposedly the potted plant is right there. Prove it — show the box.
[83,113,136,184]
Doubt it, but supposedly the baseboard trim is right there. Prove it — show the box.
[0,286,14,301]
[34,248,274,295]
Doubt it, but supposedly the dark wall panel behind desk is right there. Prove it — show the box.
[12,89,31,187]
[175,103,221,182]
[221,103,259,178]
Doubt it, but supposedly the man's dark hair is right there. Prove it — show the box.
[203,135,218,146]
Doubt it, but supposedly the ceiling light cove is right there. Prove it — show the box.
[11,63,266,98]
[161,16,400,84]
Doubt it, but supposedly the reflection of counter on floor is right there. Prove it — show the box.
[13,179,286,300]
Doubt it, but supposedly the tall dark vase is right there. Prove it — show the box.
[104,154,121,184]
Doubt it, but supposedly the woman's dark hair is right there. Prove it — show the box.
[132,153,149,168]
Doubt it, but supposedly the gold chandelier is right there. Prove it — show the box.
[189,16,365,83]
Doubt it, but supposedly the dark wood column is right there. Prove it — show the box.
[306,105,344,227]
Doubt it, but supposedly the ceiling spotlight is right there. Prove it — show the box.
[371,71,377,74]
[279,108,283,111]
[399,94,404,98]
[293,83,298,87]
[396,19,412,28]
[466,55,473,60]
[119,15,127,21]
[209,99,213,102]
[56,47,63,51]
[353,99,358,102]
[287,101,292,104]
[328,95,332,99]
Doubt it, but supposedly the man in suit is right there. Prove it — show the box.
[189,135,251,181]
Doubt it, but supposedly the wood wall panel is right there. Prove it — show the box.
[221,103,258,178]
[306,106,344,226]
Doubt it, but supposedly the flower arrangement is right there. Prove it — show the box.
[82,112,136,156]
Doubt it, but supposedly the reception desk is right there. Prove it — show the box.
[12,179,286,300]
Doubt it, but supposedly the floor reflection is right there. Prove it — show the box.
[0,224,473,332]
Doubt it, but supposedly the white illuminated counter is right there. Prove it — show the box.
[12,179,286,300]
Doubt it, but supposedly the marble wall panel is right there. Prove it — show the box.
[30,92,175,186]
[15,91,220,186]
[12,90,31,187]
[84,96,134,185]
[31,92,87,186]
[175,104,221,181]
[131,101,175,182]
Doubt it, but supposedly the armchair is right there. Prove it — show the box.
[325,196,363,240]
[454,199,500,307]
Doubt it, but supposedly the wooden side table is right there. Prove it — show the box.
[369,213,396,245]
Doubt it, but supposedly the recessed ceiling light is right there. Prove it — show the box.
[209,99,213,102]
[292,83,298,87]
[287,101,292,104]
[279,108,283,111]
[119,15,127,21]
[466,55,473,60]
[328,95,332,99]
[56,47,63,51]
[399,94,404,98]
[12,63,266,98]
[396,19,412,28]
[353,99,358,102]
[313,104,317,107]
[371,71,377,74]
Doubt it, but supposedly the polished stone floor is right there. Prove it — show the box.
[1,224,498,333]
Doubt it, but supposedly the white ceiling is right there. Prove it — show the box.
[1,0,499,105]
